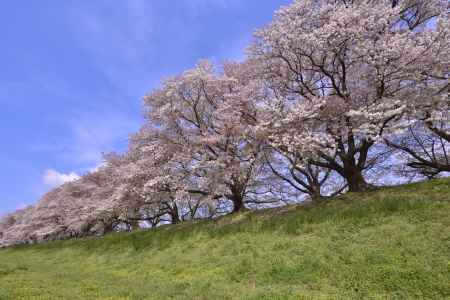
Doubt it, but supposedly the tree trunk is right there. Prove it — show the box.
[229,181,247,214]
[231,196,245,213]
[169,203,181,224]
[309,186,322,201]
[170,210,180,224]
[130,220,140,231]
[344,169,371,192]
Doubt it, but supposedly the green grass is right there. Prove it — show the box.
[0,178,449,299]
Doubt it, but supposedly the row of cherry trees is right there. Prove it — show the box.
[1,0,448,247]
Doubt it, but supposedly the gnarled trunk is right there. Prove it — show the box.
[230,183,246,214]
[169,205,181,224]
[343,169,371,192]
[163,201,181,224]
[231,196,245,213]
[308,185,323,200]
[313,136,375,193]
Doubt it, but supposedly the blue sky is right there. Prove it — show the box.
[0,0,290,214]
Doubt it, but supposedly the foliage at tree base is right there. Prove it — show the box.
[0,178,449,299]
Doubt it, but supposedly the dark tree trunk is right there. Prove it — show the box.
[308,185,323,200]
[164,202,181,224]
[229,180,247,214]
[102,222,115,235]
[170,208,181,224]
[312,136,375,193]
[130,220,140,231]
[343,169,371,192]
[231,196,245,213]
[313,156,371,193]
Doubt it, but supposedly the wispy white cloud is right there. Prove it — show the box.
[43,169,80,189]
[65,112,140,166]
[65,0,243,93]
[88,163,105,174]
[66,1,158,92]
[28,108,141,171]
[15,202,30,210]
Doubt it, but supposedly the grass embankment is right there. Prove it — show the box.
[0,179,449,299]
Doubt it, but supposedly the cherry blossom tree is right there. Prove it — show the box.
[250,0,449,192]
[0,169,125,247]
[104,130,211,226]
[2,0,448,248]
[265,150,346,200]
[387,121,450,179]
[391,0,447,29]
[141,60,273,213]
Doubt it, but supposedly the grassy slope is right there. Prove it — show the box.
[0,179,449,300]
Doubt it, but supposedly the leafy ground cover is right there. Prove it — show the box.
[0,178,449,299]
